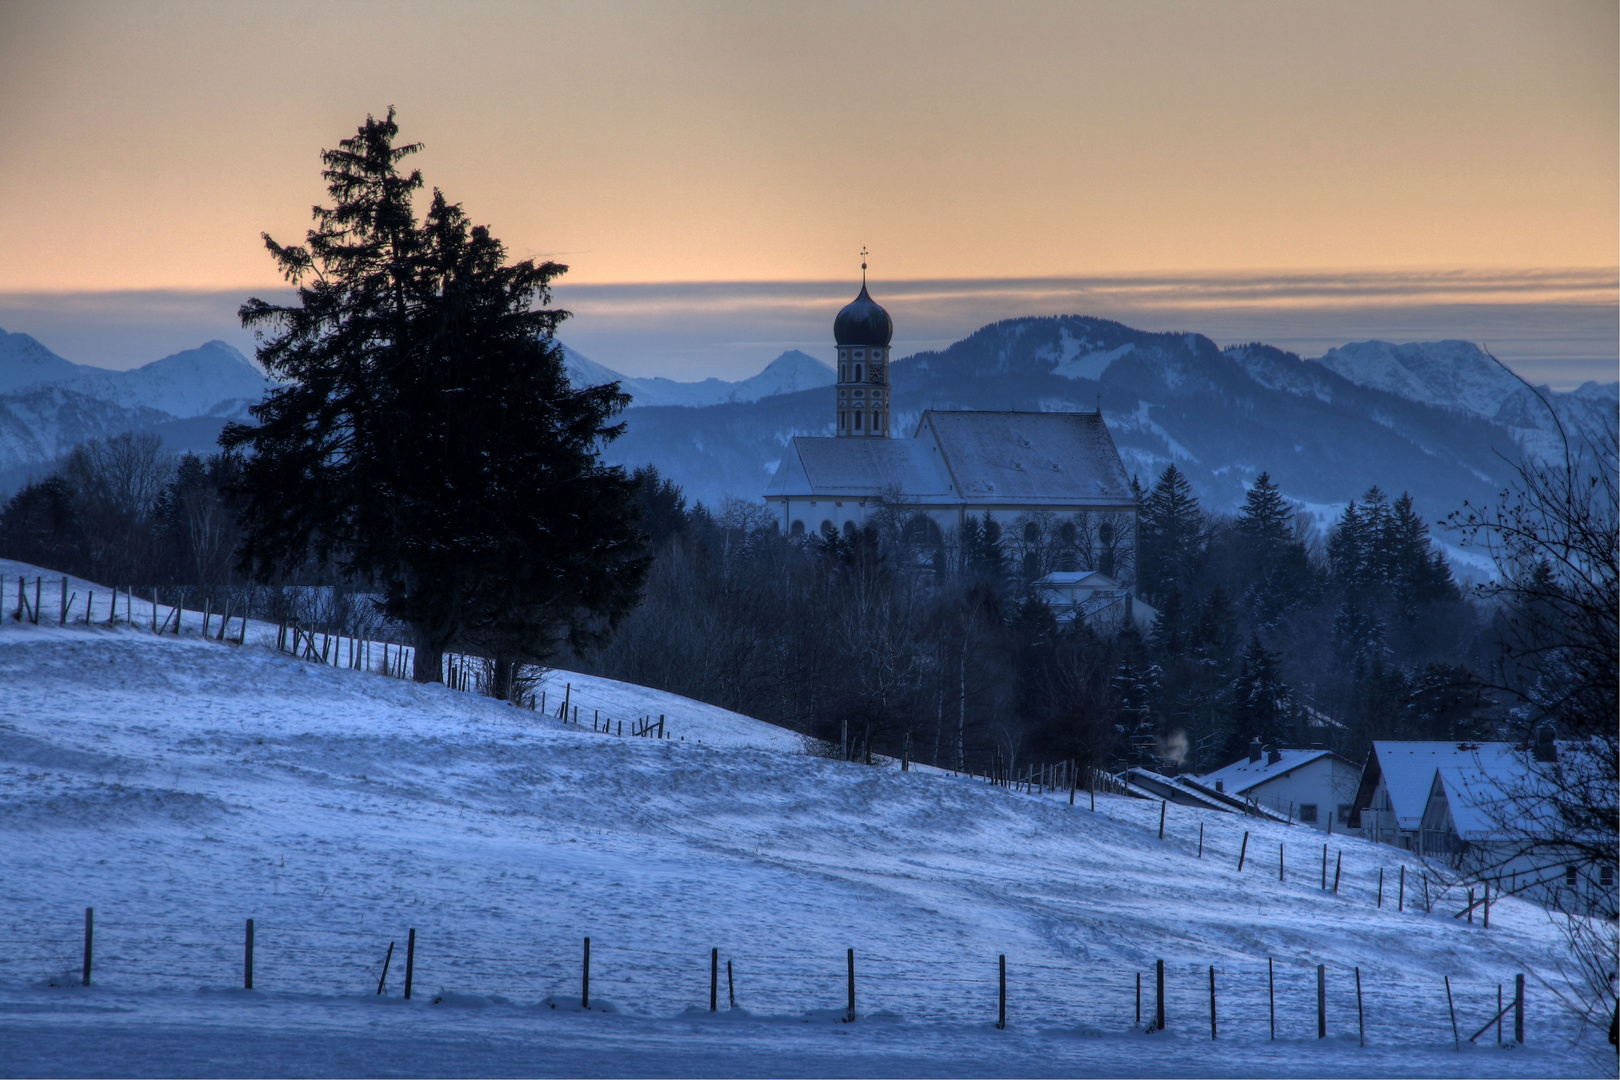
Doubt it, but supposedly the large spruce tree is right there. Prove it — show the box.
[223,110,647,689]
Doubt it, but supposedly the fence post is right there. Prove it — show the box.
[1198,823,1204,858]
[727,960,736,1008]
[1322,844,1328,889]
[1280,843,1285,881]
[59,576,67,625]
[582,937,590,1009]
[1398,865,1405,911]
[377,941,394,995]
[82,907,93,987]
[1158,800,1166,840]
[1317,963,1326,1038]
[244,918,254,990]
[1378,867,1384,908]
[846,948,855,1022]
[1209,965,1217,1039]
[404,928,415,1000]
[1156,958,1165,1032]
[1333,851,1342,894]
[1483,882,1490,929]
[1237,832,1249,872]
[996,954,1006,1029]
[1513,973,1524,1043]
[1444,975,1459,1050]
[1355,966,1364,1046]
[711,948,719,1012]
[1136,971,1141,1026]
[1268,957,1275,1039]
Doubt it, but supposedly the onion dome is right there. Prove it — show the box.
[834,283,893,347]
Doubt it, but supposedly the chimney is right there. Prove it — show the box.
[1249,738,1262,764]
[1267,747,1282,766]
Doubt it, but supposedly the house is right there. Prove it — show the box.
[763,277,1140,592]
[1357,739,1617,914]
[1032,570,1157,632]
[1195,741,1362,831]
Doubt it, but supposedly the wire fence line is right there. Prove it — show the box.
[1,909,1548,1048]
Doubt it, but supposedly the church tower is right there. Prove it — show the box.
[833,258,893,438]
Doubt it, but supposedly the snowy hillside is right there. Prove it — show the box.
[564,344,834,408]
[0,326,82,392]
[0,562,1604,1076]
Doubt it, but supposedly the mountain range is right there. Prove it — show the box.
[1,321,1612,547]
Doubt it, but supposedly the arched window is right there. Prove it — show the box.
[903,514,943,547]
[843,520,857,539]
[1023,521,1039,544]
[1060,521,1078,545]
[1100,549,1115,576]
[854,363,862,382]
[1099,522,1115,546]
[790,519,805,536]
[855,411,863,431]
[820,520,835,538]
[1023,551,1041,580]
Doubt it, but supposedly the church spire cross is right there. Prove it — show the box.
[860,247,868,285]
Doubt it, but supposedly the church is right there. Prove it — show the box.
[763,274,1144,604]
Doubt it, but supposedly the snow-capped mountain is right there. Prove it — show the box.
[599,317,1608,520]
[52,340,273,420]
[0,327,84,392]
[1309,340,1617,462]
[562,345,834,407]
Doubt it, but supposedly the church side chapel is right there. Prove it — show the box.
[764,266,1150,628]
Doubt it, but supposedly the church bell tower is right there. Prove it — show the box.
[833,254,893,438]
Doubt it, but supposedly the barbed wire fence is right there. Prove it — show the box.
[0,907,1550,1050]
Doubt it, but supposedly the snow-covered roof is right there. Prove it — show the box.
[1431,744,1532,841]
[1367,741,1517,832]
[922,411,1134,506]
[1033,570,1122,589]
[765,435,953,499]
[1196,748,1335,796]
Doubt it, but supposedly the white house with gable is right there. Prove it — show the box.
[1196,741,1362,831]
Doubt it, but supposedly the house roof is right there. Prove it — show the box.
[764,435,953,500]
[1033,570,1122,589]
[922,411,1134,506]
[1364,741,1518,832]
[1196,749,1336,796]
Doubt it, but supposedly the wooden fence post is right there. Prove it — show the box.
[1208,965,1217,1039]
[82,907,93,987]
[1198,823,1204,858]
[1444,975,1459,1050]
[404,928,415,1000]
[1136,972,1141,1026]
[1333,851,1343,894]
[1317,963,1326,1038]
[377,941,394,995]
[727,960,736,1008]
[996,954,1006,1029]
[711,948,718,1012]
[1237,832,1249,872]
[1155,958,1165,1032]
[1378,867,1384,908]
[1355,966,1364,1046]
[1158,800,1166,840]
[1322,844,1328,889]
[582,937,590,1009]
[846,948,855,1022]
[1398,865,1405,911]
[1279,843,1285,881]
[1513,973,1524,1043]
[244,918,254,990]
[1268,957,1275,1040]
[59,576,67,625]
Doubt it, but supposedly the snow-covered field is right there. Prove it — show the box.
[0,561,1611,1078]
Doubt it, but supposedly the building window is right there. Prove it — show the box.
[820,520,835,538]
[1566,865,1579,888]
[790,519,805,536]
[854,411,863,431]
[1215,780,1223,793]
[1061,521,1077,544]
[1299,804,1319,823]
[1602,866,1615,888]
[1024,521,1040,543]
[843,521,856,539]
[1099,522,1115,545]
[1337,804,1351,824]
[855,363,862,382]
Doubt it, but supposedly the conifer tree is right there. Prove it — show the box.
[1139,464,1203,601]
[1222,633,1295,758]
[224,110,647,688]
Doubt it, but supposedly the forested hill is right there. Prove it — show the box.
[600,315,1597,523]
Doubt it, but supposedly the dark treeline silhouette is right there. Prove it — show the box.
[566,463,1492,777]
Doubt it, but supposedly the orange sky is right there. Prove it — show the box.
[0,0,1614,293]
